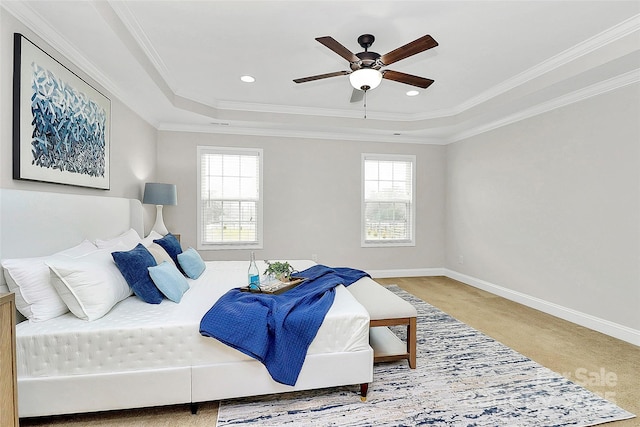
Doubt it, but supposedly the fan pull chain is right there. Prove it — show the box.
[363,90,367,119]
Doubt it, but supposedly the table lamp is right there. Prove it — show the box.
[142,183,177,235]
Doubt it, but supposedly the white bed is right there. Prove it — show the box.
[0,189,373,418]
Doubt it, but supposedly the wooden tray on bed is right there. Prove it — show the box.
[240,278,305,295]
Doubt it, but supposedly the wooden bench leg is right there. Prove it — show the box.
[360,383,369,402]
[370,317,417,368]
[407,317,417,369]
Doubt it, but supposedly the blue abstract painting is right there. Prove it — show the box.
[13,33,110,189]
[31,62,107,178]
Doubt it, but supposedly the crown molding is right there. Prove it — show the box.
[436,13,640,121]
[1,1,159,126]
[157,122,447,145]
[448,68,640,143]
[107,0,176,92]
[4,2,637,145]
[197,14,640,123]
[163,67,640,145]
[214,99,449,122]
[2,2,105,86]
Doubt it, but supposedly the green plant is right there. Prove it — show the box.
[264,261,294,281]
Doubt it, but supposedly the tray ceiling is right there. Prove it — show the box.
[3,1,639,143]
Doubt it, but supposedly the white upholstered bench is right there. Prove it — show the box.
[348,278,418,369]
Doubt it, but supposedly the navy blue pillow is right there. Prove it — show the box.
[153,233,182,263]
[153,233,184,273]
[112,243,162,304]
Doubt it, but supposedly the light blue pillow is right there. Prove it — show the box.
[177,247,206,279]
[147,261,189,303]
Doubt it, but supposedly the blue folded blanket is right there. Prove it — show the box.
[199,264,369,386]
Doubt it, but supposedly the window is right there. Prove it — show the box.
[362,154,415,247]
[197,146,263,249]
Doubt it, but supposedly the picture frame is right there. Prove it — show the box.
[12,33,111,190]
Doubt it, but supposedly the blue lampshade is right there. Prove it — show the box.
[143,183,177,206]
[142,183,177,235]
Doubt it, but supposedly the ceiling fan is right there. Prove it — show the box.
[293,33,438,102]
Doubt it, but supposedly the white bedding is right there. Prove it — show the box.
[16,260,371,379]
[2,190,373,418]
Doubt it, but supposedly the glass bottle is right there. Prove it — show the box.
[248,251,260,289]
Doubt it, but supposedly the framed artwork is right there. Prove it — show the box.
[12,33,111,189]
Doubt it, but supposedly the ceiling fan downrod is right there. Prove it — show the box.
[357,34,375,51]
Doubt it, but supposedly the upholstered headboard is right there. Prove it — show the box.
[0,189,144,261]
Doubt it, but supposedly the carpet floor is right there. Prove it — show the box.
[216,285,635,426]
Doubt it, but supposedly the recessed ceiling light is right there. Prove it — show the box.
[406,90,419,97]
[240,75,255,83]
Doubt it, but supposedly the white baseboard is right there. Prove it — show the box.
[368,268,445,279]
[368,267,640,347]
[445,269,640,347]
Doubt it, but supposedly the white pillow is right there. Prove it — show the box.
[57,239,100,257]
[46,248,132,321]
[95,228,141,251]
[1,240,98,322]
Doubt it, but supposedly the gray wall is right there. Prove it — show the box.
[2,5,637,338]
[0,10,157,218]
[157,132,446,271]
[445,84,640,331]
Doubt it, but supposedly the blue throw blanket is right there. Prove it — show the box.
[199,265,369,386]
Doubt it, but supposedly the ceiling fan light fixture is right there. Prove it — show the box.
[349,68,382,91]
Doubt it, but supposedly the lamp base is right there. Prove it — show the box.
[151,205,169,235]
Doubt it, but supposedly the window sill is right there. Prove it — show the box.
[197,243,263,251]
[361,241,415,248]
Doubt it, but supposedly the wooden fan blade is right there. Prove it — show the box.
[380,35,438,66]
[383,70,434,89]
[350,88,364,103]
[316,36,359,63]
[293,70,349,84]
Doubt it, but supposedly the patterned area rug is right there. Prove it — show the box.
[216,286,635,426]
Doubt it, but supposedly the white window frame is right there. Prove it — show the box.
[361,153,416,248]
[197,146,263,250]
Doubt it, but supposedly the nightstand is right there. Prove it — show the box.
[0,293,19,426]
